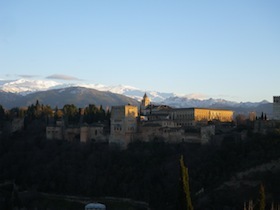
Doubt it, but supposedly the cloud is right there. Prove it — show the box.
[18,74,38,78]
[46,74,82,81]
[3,74,38,79]
[4,74,14,78]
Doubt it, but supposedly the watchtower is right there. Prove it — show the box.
[273,96,280,120]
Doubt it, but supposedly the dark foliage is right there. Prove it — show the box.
[0,132,182,209]
[1,126,280,209]
[83,104,110,124]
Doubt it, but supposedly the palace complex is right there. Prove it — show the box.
[46,93,234,148]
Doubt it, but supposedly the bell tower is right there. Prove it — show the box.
[140,93,151,116]
[141,93,150,108]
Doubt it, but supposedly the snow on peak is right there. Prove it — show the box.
[0,79,177,103]
[0,79,144,98]
[1,79,61,95]
[181,93,209,100]
[105,84,139,94]
[0,79,269,108]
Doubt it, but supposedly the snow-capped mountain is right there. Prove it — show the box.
[0,86,139,109]
[0,79,175,102]
[162,96,269,108]
[161,96,270,108]
[0,79,271,111]
[0,79,61,95]
[161,96,237,108]
[0,79,273,116]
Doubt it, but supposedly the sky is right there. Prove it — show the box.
[0,0,280,102]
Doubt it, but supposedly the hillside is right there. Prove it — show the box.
[0,87,139,109]
[0,91,23,108]
[1,123,280,209]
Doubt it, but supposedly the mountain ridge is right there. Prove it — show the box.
[0,86,139,109]
[0,78,271,103]
[0,79,273,117]
[0,79,176,102]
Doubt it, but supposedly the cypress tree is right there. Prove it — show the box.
[259,183,265,210]
[0,104,4,121]
[180,155,194,210]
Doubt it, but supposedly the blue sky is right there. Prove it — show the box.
[0,0,279,102]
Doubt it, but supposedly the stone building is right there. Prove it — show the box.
[46,120,108,143]
[109,105,138,148]
[273,96,280,120]
[254,118,276,134]
[169,108,233,127]
[46,126,63,140]
[46,120,64,140]
[80,124,108,143]
[135,93,233,145]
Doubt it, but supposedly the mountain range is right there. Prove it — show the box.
[0,79,273,117]
[0,87,139,109]
[0,78,174,102]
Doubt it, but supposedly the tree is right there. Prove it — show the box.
[34,100,42,118]
[54,106,63,121]
[259,183,265,210]
[83,104,107,124]
[41,105,53,123]
[0,105,5,121]
[63,104,79,125]
[180,155,194,210]
[106,108,111,120]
